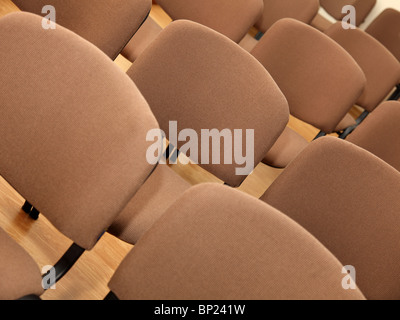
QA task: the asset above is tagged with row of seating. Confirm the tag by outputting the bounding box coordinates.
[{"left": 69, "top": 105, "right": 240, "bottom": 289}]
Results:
[
  {"left": 0, "top": 1, "right": 399, "bottom": 300},
  {"left": 10, "top": 1, "right": 399, "bottom": 170},
  {"left": 121, "top": 0, "right": 399, "bottom": 61}
]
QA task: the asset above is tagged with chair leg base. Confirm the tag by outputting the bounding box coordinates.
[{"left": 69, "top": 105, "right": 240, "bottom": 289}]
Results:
[
  {"left": 21, "top": 200, "right": 33, "bottom": 214},
  {"left": 29, "top": 207, "right": 40, "bottom": 220},
  {"left": 21, "top": 200, "right": 40, "bottom": 220}
]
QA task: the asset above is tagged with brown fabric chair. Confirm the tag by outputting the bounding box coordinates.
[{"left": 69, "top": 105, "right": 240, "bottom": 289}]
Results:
[
  {"left": 251, "top": 18, "right": 366, "bottom": 167},
  {"left": 320, "top": 0, "right": 377, "bottom": 26},
  {"left": 109, "top": 20, "right": 289, "bottom": 245},
  {"left": 108, "top": 184, "right": 366, "bottom": 300},
  {"left": 325, "top": 22, "right": 400, "bottom": 113},
  {"left": 255, "top": 0, "right": 320, "bottom": 33},
  {"left": 156, "top": 0, "right": 264, "bottom": 43},
  {"left": 12, "top": 0, "right": 152, "bottom": 60},
  {"left": 0, "top": 228, "right": 43, "bottom": 300},
  {"left": 346, "top": 101, "right": 400, "bottom": 172},
  {"left": 366, "top": 8, "right": 400, "bottom": 62},
  {"left": 261, "top": 137, "right": 400, "bottom": 300},
  {"left": 0, "top": 12, "right": 159, "bottom": 279},
  {"left": 127, "top": 20, "right": 289, "bottom": 188}
]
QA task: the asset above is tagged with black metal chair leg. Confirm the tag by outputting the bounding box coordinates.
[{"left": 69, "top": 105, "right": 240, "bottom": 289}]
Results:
[
  {"left": 42, "top": 243, "right": 85, "bottom": 289},
  {"left": 29, "top": 207, "right": 40, "bottom": 220},
  {"left": 21, "top": 200, "right": 41, "bottom": 220},
  {"left": 21, "top": 200, "right": 33, "bottom": 214}
]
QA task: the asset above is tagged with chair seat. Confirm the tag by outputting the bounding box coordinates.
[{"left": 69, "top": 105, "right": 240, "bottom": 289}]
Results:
[
  {"left": 262, "top": 127, "right": 309, "bottom": 168},
  {"left": 0, "top": 228, "right": 43, "bottom": 300},
  {"left": 121, "top": 17, "right": 163, "bottom": 63},
  {"left": 335, "top": 113, "right": 356, "bottom": 132},
  {"left": 108, "top": 164, "right": 191, "bottom": 244}
]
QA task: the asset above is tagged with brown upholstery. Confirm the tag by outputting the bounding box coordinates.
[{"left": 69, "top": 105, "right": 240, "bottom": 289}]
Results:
[
  {"left": 262, "top": 127, "right": 309, "bottom": 168},
  {"left": 0, "top": 228, "right": 43, "bottom": 300},
  {"left": 0, "top": 13, "right": 159, "bottom": 249},
  {"left": 109, "top": 184, "right": 365, "bottom": 300},
  {"left": 261, "top": 137, "right": 400, "bottom": 300},
  {"left": 255, "top": 0, "right": 319, "bottom": 33},
  {"left": 156, "top": 0, "right": 264, "bottom": 43},
  {"left": 325, "top": 23, "right": 400, "bottom": 112},
  {"left": 12, "top": 0, "right": 151, "bottom": 60},
  {"left": 310, "top": 13, "right": 335, "bottom": 32},
  {"left": 128, "top": 20, "right": 289, "bottom": 187},
  {"left": 251, "top": 19, "right": 366, "bottom": 134},
  {"left": 335, "top": 113, "right": 356, "bottom": 132},
  {"left": 347, "top": 101, "right": 400, "bottom": 172},
  {"left": 121, "top": 16, "right": 162, "bottom": 62},
  {"left": 320, "top": 0, "right": 377, "bottom": 26},
  {"left": 366, "top": 9, "right": 400, "bottom": 62},
  {"left": 109, "top": 165, "right": 191, "bottom": 244}
]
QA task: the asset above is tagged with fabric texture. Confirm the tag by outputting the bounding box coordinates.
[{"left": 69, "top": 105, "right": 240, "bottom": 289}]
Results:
[
  {"left": 251, "top": 19, "right": 366, "bottom": 134},
  {"left": 121, "top": 16, "right": 163, "bottom": 63},
  {"left": 325, "top": 23, "right": 400, "bottom": 112},
  {"left": 255, "top": 0, "right": 319, "bottom": 32},
  {"left": 0, "top": 13, "right": 159, "bottom": 249},
  {"left": 156, "top": 0, "right": 264, "bottom": 43},
  {"left": 335, "top": 113, "right": 356, "bottom": 132},
  {"left": 128, "top": 20, "right": 289, "bottom": 187},
  {"left": 0, "top": 228, "right": 43, "bottom": 300},
  {"left": 261, "top": 137, "right": 400, "bottom": 300},
  {"left": 366, "top": 8, "right": 400, "bottom": 62},
  {"left": 109, "top": 184, "right": 365, "bottom": 300},
  {"left": 109, "top": 165, "right": 191, "bottom": 244},
  {"left": 347, "top": 101, "right": 400, "bottom": 172},
  {"left": 12, "top": 0, "right": 152, "bottom": 59},
  {"left": 262, "top": 127, "right": 309, "bottom": 168}
]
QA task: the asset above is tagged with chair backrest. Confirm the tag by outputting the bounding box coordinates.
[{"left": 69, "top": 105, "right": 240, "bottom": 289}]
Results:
[
  {"left": 366, "top": 8, "right": 400, "bottom": 62},
  {"left": 347, "top": 101, "right": 400, "bottom": 172},
  {"left": 320, "top": 0, "right": 377, "bottom": 26},
  {"left": 261, "top": 137, "right": 400, "bottom": 300},
  {"left": 127, "top": 20, "right": 289, "bottom": 187},
  {"left": 108, "top": 184, "right": 366, "bottom": 300},
  {"left": 255, "top": 0, "right": 319, "bottom": 33},
  {"left": 0, "top": 13, "right": 159, "bottom": 249},
  {"left": 0, "top": 228, "right": 43, "bottom": 300},
  {"left": 12, "top": 0, "right": 152, "bottom": 60},
  {"left": 156, "top": 0, "right": 264, "bottom": 43},
  {"left": 251, "top": 18, "right": 366, "bottom": 134},
  {"left": 325, "top": 22, "right": 400, "bottom": 112}
]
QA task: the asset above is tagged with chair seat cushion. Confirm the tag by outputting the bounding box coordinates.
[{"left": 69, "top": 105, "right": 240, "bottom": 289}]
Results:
[
  {"left": 109, "top": 165, "right": 191, "bottom": 244},
  {"left": 262, "top": 127, "right": 309, "bottom": 168}
]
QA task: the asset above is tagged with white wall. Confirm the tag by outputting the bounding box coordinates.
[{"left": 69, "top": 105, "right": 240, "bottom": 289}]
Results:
[{"left": 319, "top": 0, "right": 400, "bottom": 29}]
